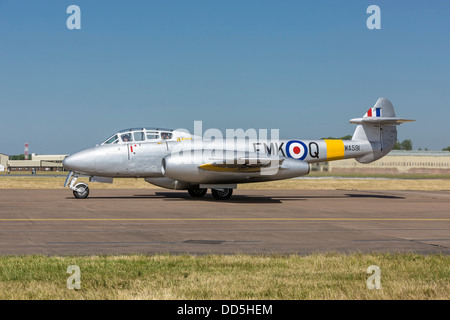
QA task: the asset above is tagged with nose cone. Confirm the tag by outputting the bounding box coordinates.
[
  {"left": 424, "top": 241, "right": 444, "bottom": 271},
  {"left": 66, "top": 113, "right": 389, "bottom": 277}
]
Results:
[{"left": 63, "top": 148, "right": 97, "bottom": 174}]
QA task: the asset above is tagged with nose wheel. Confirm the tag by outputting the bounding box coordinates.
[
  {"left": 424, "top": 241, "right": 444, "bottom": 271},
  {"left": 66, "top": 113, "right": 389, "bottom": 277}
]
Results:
[
  {"left": 64, "top": 171, "right": 90, "bottom": 199},
  {"left": 73, "top": 183, "right": 89, "bottom": 199}
]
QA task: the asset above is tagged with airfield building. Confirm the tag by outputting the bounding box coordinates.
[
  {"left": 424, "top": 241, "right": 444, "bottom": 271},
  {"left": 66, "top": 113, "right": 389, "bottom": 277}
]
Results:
[
  {"left": 325, "top": 150, "right": 450, "bottom": 175},
  {"left": 2, "top": 154, "right": 68, "bottom": 172}
]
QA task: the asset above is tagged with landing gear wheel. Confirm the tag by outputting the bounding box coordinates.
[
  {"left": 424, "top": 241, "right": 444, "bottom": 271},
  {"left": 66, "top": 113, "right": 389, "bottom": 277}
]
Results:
[
  {"left": 73, "top": 183, "right": 89, "bottom": 199},
  {"left": 188, "top": 188, "right": 207, "bottom": 198},
  {"left": 211, "top": 188, "right": 233, "bottom": 200}
]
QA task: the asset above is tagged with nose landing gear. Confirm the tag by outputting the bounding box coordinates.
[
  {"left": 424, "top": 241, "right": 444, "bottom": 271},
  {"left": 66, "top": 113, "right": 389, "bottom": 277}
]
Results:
[{"left": 64, "top": 171, "right": 90, "bottom": 199}]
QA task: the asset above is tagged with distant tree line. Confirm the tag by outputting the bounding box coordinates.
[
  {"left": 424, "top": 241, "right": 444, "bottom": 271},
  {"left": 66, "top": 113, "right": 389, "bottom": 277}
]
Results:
[
  {"left": 321, "top": 135, "right": 353, "bottom": 140},
  {"left": 393, "top": 139, "right": 412, "bottom": 151},
  {"left": 10, "top": 154, "right": 27, "bottom": 160},
  {"left": 393, "top": 141, "right": 450, "bottom": 152}
]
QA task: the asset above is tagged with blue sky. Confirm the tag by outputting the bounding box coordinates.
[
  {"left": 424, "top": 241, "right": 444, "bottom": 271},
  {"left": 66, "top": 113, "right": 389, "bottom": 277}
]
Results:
[{"left": 0, "top": 0, "right": 449, "bottom": 155}]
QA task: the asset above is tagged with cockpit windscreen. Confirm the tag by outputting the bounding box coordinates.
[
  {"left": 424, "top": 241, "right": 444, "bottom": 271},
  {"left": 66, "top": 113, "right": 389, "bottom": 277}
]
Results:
[{"left": 101, "top": 128, "right": 175, "bottom": 145}]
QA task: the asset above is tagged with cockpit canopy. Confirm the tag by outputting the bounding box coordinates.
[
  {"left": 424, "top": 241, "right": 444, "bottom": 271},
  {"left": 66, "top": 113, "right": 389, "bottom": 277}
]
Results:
[{"left": 101, "top": 127, "right": 190, "bottom": 145}]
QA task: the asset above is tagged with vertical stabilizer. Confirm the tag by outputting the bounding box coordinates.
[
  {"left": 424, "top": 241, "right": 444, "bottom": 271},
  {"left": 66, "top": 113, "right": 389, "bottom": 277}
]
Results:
[{"left": 350, "top": 98, "right": 414, "bottom": 163}]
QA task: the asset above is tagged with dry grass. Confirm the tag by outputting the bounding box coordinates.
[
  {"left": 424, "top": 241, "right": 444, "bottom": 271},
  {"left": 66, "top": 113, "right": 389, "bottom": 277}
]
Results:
[
  {"left": 0, "top": 253, "right": 448, "bottom": 300},
  {"left": 242, "top": 178, "right": 450, "bottom": 191},
  {"left": 0, "top": 176, "right": 449, "bottom": 191},
  {"left": 0, "top": 177, "right": 154, "bottom": 189}
]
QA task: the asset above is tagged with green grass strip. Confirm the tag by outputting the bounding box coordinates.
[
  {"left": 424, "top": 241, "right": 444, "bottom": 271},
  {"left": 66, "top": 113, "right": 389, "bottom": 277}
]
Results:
[{"left": 0, "top": 253, "right": 449, "bottom": 300}]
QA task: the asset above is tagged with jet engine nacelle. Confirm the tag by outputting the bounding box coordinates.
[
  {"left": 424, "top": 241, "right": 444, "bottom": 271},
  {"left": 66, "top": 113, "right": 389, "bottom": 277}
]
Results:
[
  {"left": 144, "top": 177, "right": 193, "bottom": 190},
  {"left": 162, "top": 150, "right": 310, "bottom": 184},
  {"left": 277, "top": 157, "right": 310, "bottom": 180}
]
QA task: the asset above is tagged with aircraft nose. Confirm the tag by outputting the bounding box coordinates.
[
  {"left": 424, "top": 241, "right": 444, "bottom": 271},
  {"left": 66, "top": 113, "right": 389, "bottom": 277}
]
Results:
[
  {"left": 62, "top": 155, "right": 75, "bottom": 171},
  {"left": 62, "top": 148, "right": 96, "bottom": 173}
]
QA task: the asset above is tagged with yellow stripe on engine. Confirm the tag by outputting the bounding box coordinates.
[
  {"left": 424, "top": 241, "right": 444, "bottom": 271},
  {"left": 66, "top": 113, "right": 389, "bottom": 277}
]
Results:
[{"left": 324, "top": 139, "right": 345, "bottom": 161}]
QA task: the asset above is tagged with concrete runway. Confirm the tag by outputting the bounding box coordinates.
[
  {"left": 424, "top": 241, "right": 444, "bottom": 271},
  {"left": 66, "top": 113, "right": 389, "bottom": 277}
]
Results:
[{"left": 0, "top": 188, "right": 449, "bottom": 255}]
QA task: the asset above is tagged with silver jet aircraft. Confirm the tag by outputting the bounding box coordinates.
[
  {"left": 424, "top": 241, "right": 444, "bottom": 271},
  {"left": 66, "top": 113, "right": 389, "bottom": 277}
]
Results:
[{"left": 63, "top": 98, "right": 414, "bottom": 200}]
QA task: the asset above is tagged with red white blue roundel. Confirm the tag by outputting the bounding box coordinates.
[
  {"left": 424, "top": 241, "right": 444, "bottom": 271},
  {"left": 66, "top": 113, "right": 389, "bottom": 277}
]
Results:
[{"left": 286, "top": 140, "right": 308, "bottom": 160}]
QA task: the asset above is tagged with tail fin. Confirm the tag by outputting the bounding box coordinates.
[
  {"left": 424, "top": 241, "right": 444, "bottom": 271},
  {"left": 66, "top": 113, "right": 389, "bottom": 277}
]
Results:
[{"left": 350, "top": 98, "right": 414, "bottom": 163}]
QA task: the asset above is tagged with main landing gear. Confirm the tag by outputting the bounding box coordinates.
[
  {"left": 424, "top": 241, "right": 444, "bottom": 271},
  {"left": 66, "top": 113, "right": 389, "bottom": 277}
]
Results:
[
  {"left": 188, "top": 188, "right": 208, "bottom": 198},
  {"left": 187, "top": 187, "right": 233, "bottom": 200},
  {"left": 211, "top": 188, "right": 233, "bottom": 200}
]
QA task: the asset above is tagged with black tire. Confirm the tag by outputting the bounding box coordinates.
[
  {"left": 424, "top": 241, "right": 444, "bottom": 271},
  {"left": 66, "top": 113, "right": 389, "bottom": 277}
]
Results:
[
  {"left": 73, "top": 183, "right": 89, "bottom": 199},
  {"left": 211, "top": 188, "right": 233, "bottom": 200},
  {"left": 188, "top": 188, "right": 207, "bottom": 198}
]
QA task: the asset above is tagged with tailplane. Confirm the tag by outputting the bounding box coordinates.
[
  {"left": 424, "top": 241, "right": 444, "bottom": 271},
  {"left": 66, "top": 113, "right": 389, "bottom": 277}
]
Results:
[{"left": 350, "top": 98, "right": 414, "bottom": 163}]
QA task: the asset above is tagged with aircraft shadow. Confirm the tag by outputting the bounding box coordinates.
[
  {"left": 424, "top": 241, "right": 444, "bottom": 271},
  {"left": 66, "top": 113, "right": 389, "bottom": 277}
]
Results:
[
  {"left": 72, "top": 192, "right": 404, "bottom": 203},
  {"left": 345, "top": 194, "right": 405, "bottom": 199},
  {"left": 157, "top": 192, "right": 286, "bottom": 204},
  {"left": 157, "top": 192, "right": 404, "bottom": 200}
]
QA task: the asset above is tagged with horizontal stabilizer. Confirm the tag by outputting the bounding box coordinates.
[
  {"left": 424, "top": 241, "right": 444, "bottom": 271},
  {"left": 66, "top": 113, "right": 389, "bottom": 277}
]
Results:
[{"left": 350, "top": 117, "right": 415, "bottom": 125}]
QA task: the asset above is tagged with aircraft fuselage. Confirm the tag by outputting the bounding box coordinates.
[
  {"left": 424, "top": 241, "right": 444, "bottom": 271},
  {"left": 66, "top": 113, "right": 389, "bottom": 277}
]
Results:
[{"left": 63, "top": 138, "right": 374, "bottom": 178}]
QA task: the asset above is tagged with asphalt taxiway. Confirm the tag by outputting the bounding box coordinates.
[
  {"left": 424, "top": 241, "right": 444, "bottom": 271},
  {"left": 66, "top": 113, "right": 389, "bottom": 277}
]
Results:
[{"left": 0, "top": 189, "right": 449, "bottom": 255}]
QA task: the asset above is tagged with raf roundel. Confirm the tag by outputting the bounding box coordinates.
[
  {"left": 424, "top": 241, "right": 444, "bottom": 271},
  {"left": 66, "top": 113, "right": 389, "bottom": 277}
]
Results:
[{"left": 286, "top": 140, "right": 308, "bottom": 160}]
